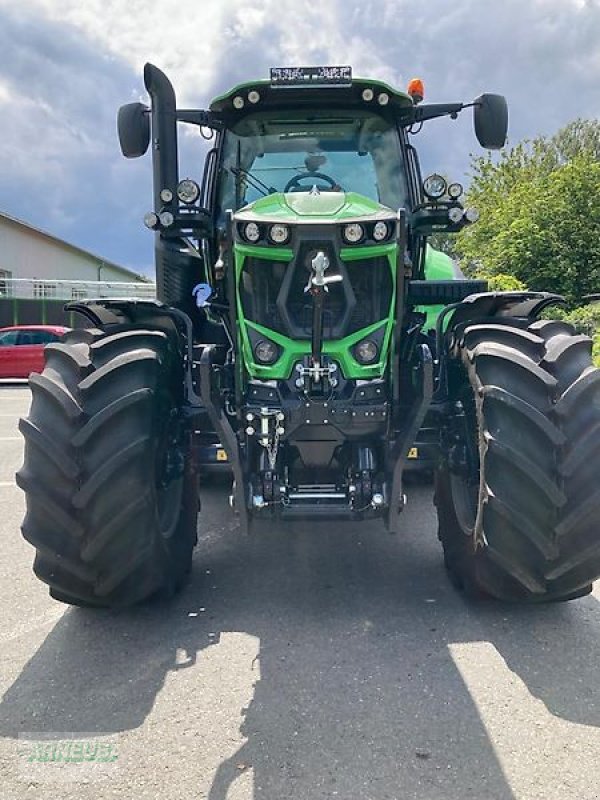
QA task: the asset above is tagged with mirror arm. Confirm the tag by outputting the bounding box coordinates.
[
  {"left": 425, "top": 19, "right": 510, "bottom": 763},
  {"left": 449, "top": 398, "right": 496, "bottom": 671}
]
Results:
[
  {"left": 405, "top": 102, "right": 465, "bottom": 125},
  {"left": 176, "top": 110, "right": 224, "bottom": 130}
]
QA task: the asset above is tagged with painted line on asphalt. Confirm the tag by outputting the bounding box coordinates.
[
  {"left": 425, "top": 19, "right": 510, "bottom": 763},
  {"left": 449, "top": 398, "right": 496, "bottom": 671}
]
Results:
[
  {"left": 0, "top": 437, "right": 21, "bottom": 441},
  {"left": 0, "top": 481, "right": 16, "bottom": 487}
]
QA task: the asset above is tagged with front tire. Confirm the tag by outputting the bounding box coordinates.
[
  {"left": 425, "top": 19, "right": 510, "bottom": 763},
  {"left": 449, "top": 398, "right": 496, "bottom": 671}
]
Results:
[
  {"left": 17, "top": 328, "right": 198, "bottom": 607},
  {"left": 436, "top": 319, "right": 600, "bottom": 602}
]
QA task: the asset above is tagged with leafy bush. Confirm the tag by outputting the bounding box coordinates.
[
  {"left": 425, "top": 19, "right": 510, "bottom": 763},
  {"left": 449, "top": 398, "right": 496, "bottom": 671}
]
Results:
[
  {"left": 543, "top": 302, "right": 600, "bottom": 366},
  {"left": 453, "top": 119, "right": 600, "bottom": 305},
  {"left": 482, "top": 274, "right": 528, "bottom": 292}
]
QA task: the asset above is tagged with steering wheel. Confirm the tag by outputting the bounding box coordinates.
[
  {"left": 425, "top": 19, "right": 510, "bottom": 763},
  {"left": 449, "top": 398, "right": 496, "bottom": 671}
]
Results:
[{"left": 284, "top": 172, "right": 341, "bottom": 193}]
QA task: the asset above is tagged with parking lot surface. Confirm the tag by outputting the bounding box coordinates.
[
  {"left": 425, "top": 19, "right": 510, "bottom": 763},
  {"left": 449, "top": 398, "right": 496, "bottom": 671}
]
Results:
[{"left": 0, "top": 383, "right": 599, "bottom": 799}]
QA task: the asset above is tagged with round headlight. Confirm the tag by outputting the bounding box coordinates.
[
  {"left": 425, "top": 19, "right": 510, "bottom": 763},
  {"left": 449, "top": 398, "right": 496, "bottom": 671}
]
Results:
[
  {"left": 243, "top": 222, "right": 261, "bottom": 243},
  {"left": 448, "top": 207, "right": 463, "bottom": 224},
  {"left": 354, "top": 339, "right": 379, "bottom": 364},
  {"left": 254, "top": 339, "right": 278, "bottom": 364},
  {"left": 160, "top": 188, "right": 173, "bottom": 203},
  {"left": 269, "top": 223, "right": 290, "bottom": 245},
  {"left": 159, "top": 211, "right": 174, "bottom": 228},
  {"left": 342, "top": 223, "right": 365, "bottom": 244},
  {"left": 464, "top": 207, "right": 480, "bottom": 223},
  {"left": 248, "top": 90, "right": 261, "bottom": 104},
  {"left": 372, "top": 221, "right": 389, "bottom": 241},
  {"left": 144, "top": 211, "right": 159, "bottom": 230},
  {"left": 378, "top": 92, "right": 389, "bottom": 106},
  {"left": 233, "top": 95, "right": 244, "bottom": 109},
  {"left": 362, "top": 88, "right": 374, "bottom": 102},
  {"left": 177, "top": 179, "right": 200, "bottom": 205},
  {"left": 448, "top": 182, "right": 464, "bottom": 200},
  {"left": 423, "top": 174, "right": 447, "bottom": 200}
]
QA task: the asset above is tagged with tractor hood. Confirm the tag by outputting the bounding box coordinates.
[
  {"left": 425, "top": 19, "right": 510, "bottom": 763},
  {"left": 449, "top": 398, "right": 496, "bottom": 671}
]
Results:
[{"left": 234, "top": 191, "right": 395, "bottom": 225}]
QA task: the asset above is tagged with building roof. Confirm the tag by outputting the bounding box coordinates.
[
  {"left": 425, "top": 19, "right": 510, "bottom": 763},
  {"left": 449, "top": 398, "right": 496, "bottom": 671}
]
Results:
[{"left": 0, "top": 210, "right": 150, "bottom": 283}]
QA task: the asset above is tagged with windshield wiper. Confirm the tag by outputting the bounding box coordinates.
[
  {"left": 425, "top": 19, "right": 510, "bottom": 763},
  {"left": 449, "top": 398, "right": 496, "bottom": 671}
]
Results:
[{"left": 230, "top": 166, "right": 273, "bottom": 198}]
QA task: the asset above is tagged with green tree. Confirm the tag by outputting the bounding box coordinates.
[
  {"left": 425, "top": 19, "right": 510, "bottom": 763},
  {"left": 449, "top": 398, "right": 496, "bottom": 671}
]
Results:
[
  {"left": 485, "top": 274, "right": 527, "bottom": 292},
  {"left": 455, "top": 120, "right": 600, "bottom": 304}
]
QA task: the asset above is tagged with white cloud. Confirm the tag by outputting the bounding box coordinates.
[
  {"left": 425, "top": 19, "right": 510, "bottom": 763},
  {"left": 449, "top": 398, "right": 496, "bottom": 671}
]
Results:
[{"left": 0, "top": 0, "right": 599, "bottom": 271}]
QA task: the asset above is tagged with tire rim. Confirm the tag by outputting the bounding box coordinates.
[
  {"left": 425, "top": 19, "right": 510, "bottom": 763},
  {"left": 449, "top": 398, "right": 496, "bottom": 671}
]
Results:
[
  {"left": 157, "top": 475, "right": 184, "bottom": 539},
  {"left": 450, "top": 387, "right": 481, "bottom": 537},
  {"left": 449, "top": 472, "right": 477, "bottom": 535}
]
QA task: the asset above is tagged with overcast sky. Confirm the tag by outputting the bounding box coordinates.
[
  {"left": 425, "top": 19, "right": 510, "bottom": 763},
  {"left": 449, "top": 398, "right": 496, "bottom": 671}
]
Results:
[{"left": 1, "top": 0, "right": 599, "bottom": 276}]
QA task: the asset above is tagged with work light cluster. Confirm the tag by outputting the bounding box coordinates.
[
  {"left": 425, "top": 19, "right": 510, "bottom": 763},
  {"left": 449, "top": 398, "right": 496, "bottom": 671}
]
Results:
[
  {"left": 341, "top": 219, "right": 393, "bottom": 245},
  {"left": 240, "top": 220, "right": 394, "bottom": 247},
  {"left": 240, "top": 222, "right": 291, "bottom": 245},
  {"left": 143, "top": 179, "right": 202, "bottom": 230}
]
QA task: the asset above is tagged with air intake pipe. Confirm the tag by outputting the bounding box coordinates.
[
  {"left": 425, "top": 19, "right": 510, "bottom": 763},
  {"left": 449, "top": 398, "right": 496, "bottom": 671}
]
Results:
[
  {"left": 144, "top": 63, "right": 192, "bottom": 311},
  {"left": 143, "top": 63, "right": 179, "bottom": 214}
]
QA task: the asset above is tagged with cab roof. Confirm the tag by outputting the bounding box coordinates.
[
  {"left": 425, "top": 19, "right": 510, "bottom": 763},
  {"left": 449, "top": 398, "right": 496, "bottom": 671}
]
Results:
[{"left": 209, "top": 76, "right": 414, "bottom": 118}]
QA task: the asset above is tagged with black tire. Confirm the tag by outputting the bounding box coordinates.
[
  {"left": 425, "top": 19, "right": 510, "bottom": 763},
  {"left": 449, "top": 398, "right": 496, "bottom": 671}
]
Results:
[
  {"left": 17, "top": 328, "right": 199, "bottom": 608},
  {"left": 435, "top": 319, "right": 600, "bottom": 603}
]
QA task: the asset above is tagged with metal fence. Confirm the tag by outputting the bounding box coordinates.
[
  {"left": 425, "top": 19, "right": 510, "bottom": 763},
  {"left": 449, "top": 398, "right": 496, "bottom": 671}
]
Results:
[
  {"left": 0, "top": 279, "right": 156, "bottom": 328},
  {"left": 0, "top": 278, "right": 156, "bottom": 301}
]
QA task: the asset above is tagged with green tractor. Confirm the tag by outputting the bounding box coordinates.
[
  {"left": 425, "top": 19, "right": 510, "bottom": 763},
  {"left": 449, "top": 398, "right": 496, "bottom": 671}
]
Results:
[{"left": 18, "top": 65, "right": 600, "bottom": 606}]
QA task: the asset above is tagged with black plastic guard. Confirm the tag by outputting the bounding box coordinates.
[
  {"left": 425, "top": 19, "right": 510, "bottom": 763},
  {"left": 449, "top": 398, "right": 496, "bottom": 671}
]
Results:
[
  {"left": 434, "top": 291, "right": 565, "bottom": 402},
  {"left": 386, "top": 343, "right": 433, "bottom": 533},
  {"left": 443, "top": 291, "right": 565, "bottom": 334},
  {"left": 65, "top": 298, "right": 201, "bottom": 409},
  {"left": 199, "top": 346, "right": 249, "bottom": 534},
  {"left": 407, "top": 280, "right": 488, "bottom": 305}
]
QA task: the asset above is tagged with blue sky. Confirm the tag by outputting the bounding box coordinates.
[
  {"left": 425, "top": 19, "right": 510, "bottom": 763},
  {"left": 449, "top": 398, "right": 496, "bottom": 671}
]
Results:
[{"left": 1, "top": 0, "right": 599, "bottom": 276}]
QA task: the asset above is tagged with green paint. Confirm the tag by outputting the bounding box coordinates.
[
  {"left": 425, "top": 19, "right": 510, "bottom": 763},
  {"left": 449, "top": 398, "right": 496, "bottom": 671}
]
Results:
[
  {"left": 340, "top": 243, "right": 396, "bottom": 262},
  {"left": 235, "top": 241, "right": 396, "bottom": 380},
  {"left": 235, "top": 243, "right": 293, "bottom": 262},
  {"left": 237, "top": 191, "right": 388, "bottom": 222},
  {"left": 419, "top": 245, "right": 457, "bottom": 332},
  {"left": 232, "top": 182, "right": 460, "bottom": 383}
]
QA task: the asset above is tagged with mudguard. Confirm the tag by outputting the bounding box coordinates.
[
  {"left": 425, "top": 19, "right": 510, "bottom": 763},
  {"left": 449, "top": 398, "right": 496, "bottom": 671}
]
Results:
[{"left": 434, "top": 291, "right": 565, "bottom": 402}]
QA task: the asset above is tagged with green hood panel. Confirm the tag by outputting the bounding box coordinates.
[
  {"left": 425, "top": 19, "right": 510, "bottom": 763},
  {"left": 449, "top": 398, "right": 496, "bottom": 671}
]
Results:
[
  {"left": 235, "top": 191, "right": 393, "bottom": 223},
  {"left": 235, "top": 243, "right": 397, "bottom": 381},
  {"left": 420, "top": 245, "right": 461, "bottom": 332},
  {"left": 241, "top": 319, "right": 392, "bottom": 382}
]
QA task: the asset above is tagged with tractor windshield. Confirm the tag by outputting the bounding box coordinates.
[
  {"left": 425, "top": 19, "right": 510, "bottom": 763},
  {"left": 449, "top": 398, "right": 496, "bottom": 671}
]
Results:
[{"left": 216, "top": 109, "right": 408, "bottom": 220}]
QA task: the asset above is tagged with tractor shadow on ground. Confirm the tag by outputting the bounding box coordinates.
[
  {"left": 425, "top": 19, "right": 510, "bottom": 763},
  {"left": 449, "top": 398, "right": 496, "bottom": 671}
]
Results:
[{"left": 1, "top": 484, "right": 599, "bottom": 799}]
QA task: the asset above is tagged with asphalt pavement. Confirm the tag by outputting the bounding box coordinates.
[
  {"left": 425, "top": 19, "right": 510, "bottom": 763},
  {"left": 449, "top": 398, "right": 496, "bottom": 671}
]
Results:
[{"left": 0, "top": 382, "right": 599, "bottom": 799}]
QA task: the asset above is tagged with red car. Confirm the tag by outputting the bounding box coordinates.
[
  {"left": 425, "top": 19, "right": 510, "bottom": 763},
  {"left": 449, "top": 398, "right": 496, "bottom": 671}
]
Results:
[{"left": 0, "top": 325, "right": 69, "bottom": 378}]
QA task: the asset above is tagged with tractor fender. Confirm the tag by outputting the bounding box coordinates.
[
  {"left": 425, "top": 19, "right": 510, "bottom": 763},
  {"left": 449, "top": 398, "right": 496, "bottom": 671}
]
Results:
[{"left": 434, "top": 291, "right": 565, "bottom": 402}]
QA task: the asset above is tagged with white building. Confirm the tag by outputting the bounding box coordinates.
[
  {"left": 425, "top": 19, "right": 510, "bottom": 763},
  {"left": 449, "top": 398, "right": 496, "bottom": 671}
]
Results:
[
  {"left": 0, "top": 211, "right": 155, "bottom": 327},
  {"left": 0, "top": 210, "right": 154, "bottom": 296}
]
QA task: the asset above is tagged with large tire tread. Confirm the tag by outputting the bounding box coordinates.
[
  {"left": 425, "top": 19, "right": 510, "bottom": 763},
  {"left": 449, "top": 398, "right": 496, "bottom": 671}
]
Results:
[
  {"left": 18, "top": 328, "right": 198, "bottom": 608},
  {"left": 437, "top": 319, "right": 600, "bottom": 602}
]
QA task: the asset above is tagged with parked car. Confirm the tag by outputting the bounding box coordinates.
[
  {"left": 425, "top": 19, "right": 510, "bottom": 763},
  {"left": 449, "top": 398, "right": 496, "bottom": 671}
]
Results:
[{"left": 0, "top": 325, "right": 69, "bottom": 378}]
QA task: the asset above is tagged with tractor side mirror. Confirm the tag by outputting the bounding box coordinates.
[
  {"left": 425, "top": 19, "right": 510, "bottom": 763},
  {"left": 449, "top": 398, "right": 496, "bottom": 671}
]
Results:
[
  {"left": 473, "top": 94, "right": 508, "bottom": 150},
  {"left": 117, "top": 102, "right": 150, "bottom": 158}
]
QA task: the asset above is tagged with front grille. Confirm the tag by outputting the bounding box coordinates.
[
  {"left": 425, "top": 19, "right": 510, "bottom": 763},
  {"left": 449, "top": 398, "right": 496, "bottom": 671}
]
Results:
[
  {"left": 344, "top": 257, "right": 393, "bottom": 333},
  {"left": 240, "top": 247, "right": 393, "bottom": 340},
  {"left": 239, "top": 257, "right": 287, "bottom": 334}
]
